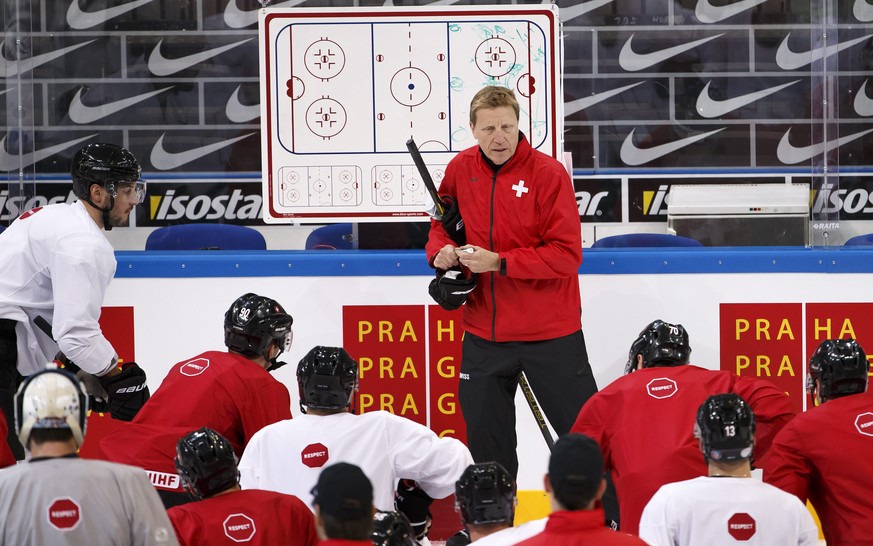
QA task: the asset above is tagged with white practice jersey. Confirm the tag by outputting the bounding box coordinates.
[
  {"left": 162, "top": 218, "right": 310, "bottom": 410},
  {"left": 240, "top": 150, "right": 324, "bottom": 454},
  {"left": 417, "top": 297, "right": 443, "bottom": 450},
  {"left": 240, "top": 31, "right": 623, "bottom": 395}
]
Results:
[
  {"left": 0, "top": 456, "right": 178, "bottom": 545},
  {"left": 639, "top": 476, "right": 818, "bottom": 546},
  {"left": 239, "top": 411, "right": 473, "bottom": 511},
  {"left": 472, "top": 517, "right": 547, "bottom": 545},
  {"left": 0, "top": 201, "right": 117, "bottom": 375}
]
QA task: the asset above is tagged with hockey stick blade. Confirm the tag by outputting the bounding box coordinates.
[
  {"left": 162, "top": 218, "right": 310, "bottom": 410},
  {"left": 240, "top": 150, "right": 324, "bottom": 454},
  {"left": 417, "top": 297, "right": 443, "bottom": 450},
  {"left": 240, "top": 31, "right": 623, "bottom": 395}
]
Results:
[
  {"left": 519, "top": 372, "right": 556, "bottom": 451},
  {"left": 406, "top": 138, "right": 445, "bottom": 218}
]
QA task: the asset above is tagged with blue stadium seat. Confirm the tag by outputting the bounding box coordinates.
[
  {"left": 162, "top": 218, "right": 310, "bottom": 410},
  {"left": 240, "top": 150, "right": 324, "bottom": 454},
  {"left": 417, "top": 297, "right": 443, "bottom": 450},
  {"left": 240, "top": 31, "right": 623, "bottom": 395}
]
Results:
[
  {"left": 591, "top": 233, "right": 703, "bottom": 248},
  {"left": 145, "top": 223, "right": 266, "bottom": 250},
  {"left": 305, "top": 223, "right": 354, "bottom": 250},
  {"left": 843, "top": 233, "right": 873, "bottom": 247}
]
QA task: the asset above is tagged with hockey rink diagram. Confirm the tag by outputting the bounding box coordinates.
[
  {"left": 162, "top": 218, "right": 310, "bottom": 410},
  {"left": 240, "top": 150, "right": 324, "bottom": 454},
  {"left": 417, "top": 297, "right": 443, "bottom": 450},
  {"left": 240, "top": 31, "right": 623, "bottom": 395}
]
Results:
[{"left": 260, "top": 6, "right": 561, "bottom": 223}]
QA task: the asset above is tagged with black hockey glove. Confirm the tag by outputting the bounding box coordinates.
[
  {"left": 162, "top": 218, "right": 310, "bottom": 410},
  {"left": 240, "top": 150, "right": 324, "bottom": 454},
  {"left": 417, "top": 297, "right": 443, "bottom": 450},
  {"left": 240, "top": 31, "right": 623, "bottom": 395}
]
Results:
[
  {"left": 395, "top": 479, "right": 433, "bottom": 541},
  {"left": 428, "top": 268, "right": 476, "bottom": 311},
  {"left": 446, "top": 529, "right": 471, "bottom": 546},
  {"left": 440, "top": 196, "right": 466, "bottom": 247},
  {"left": 98, "top": 363, "right": 150, "bottom": 421}
]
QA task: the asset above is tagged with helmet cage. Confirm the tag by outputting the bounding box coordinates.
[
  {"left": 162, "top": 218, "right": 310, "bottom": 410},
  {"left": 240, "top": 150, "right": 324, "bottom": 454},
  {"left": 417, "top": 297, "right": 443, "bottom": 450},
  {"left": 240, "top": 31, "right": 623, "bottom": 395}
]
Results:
[
  {"left": 455, "top": 462, "right": 516, "bottom": 526},
  {"left": 695, "top": 394, "right": 755, "bottom": 463}
]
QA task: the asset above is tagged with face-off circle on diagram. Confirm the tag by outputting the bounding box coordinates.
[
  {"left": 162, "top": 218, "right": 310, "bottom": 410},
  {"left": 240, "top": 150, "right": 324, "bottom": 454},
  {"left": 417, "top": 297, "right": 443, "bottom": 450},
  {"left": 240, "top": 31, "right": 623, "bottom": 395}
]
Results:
[
  {"left": 390, "top": 67, "right": 432, "bottom": 107},
  {"left": 304, "top": 39, "right": 345, "bottom": 80},
  {"left": 306, "top": 97, "right": 347, "bottom": 138},
  {"left": 476, "top": 37, "right": 516, "bottom": 78}
]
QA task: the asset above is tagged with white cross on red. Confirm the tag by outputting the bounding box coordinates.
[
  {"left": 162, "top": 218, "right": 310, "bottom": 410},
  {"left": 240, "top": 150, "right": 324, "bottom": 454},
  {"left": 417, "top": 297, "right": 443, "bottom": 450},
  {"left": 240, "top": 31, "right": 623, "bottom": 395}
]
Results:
[{"left": 511, "top": 180, "right": 529, "bottom": 198}]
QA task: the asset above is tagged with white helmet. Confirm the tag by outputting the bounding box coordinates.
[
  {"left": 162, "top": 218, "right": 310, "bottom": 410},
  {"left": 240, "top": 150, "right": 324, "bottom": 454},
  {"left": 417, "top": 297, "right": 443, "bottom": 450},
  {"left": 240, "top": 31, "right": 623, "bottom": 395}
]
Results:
[{"left": 15, "top": 365, "right": 88, "bottom": 448}]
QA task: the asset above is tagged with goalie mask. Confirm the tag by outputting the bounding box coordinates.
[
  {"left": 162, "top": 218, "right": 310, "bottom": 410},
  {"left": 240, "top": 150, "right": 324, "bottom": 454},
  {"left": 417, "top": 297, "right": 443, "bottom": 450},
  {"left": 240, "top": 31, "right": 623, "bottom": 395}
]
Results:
[
  {"left": 455, "top": 462, "right": 516, "bottom": 526},
  {"left": 695, "top": 393, "right": 755, "bottom": 463},
  {"left": 297, "top": 346, "right": 358, "bottom": 413},
  {"left": 808, "top": 339, "right": 869, "bottom": 404},
  {"left": 625, "top": 320, "right": 691, "bottom": 374},
  {"left": 15, "top": 365, "right": 88, "bottom": 448}
]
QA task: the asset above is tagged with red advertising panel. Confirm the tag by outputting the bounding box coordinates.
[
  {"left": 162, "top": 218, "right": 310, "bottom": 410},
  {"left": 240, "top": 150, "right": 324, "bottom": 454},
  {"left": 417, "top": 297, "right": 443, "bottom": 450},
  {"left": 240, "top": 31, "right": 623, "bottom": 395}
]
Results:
[
  {"left": 343, "top": 305, "right": 428, "bottom": 425},
  {"left": 805, "top": 303, "right": 873, "bottom": 406},
  {"left": 719, "top": 303, "right": 804, "bottom": 413},
  {"left": 427, "top": 305, "right": 466, "bottom": 444},
  {"left": 98, "top": 307, "right": 135, "bottom": 363}
]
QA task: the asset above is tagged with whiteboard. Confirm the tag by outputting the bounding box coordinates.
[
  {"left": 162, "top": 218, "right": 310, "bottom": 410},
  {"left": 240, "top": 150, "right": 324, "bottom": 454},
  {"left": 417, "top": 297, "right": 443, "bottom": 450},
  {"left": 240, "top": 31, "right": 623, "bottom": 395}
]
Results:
[{"left": 259, "top": 5, "right": 563, "bottom": 224}]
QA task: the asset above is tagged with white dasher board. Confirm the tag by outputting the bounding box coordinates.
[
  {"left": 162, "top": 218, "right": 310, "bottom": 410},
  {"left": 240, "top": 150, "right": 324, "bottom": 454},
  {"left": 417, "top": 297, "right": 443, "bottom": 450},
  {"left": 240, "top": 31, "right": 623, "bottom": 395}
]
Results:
[{"left": 259, "top": 5, "right": 563, "bottom": 224}]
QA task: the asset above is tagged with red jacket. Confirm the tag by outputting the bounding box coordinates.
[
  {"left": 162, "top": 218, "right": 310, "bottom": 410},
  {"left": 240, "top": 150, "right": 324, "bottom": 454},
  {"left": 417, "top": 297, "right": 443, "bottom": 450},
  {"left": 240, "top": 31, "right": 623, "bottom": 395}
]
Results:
[
  {"left": 0, "top": 408, "right": 15, "bottom": 468},
  {"left": 425, "top": 136, "right": 582, "bottom": 342},
  {"left": 516, "top": 509, "right": 647, "bottom": 545},
  {"left": 168, "top": 489, "right": 317, "bottom": 546},
  {"left": 763, "top": 389, "right": 873, "bottom": 546},
  {"left": 571, "top": 365, "right": 796, "bottom": 535}
]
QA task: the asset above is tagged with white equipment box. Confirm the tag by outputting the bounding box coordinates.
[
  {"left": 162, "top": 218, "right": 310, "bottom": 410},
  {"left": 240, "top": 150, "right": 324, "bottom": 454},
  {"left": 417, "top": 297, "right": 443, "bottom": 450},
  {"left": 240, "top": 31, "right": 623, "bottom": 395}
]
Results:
[{"left": 667, "top": 184, "right": 810, "bottom": 246}]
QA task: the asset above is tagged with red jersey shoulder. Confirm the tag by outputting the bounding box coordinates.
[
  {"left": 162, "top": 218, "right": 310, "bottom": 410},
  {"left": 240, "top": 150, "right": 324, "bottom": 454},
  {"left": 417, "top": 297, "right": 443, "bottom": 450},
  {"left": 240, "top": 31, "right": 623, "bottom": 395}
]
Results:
[{"left": 18, "top": 206, "right": 44, "bottom": 220}]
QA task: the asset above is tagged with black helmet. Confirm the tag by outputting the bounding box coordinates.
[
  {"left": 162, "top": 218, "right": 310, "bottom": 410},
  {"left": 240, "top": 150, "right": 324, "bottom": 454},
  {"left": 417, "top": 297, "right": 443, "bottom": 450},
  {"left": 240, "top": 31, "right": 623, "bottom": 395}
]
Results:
[
  {"left": 71, "top": 142, "right": 142, "bottom": 198},
  {"left": 174, "top": 427, "right": 239, "bottom": 499},
  {"left": 296, "top": 346, "right": 358, "bottom": 413},
  {"left": 808, "top": 339, "right": 869, "bottom": 403},
  {"left": 695, "top": 394, "right": 755, "bottom": 463},
  {"left": 625, "top": 320, "right": 691, "bottom": 374},
  {"left": 224, "top": 293, "right": 293, "bottom": 368},
  {"left": 455, "top": 462, "right": 516, "bottom": 526},
  {"left": 371, "top": 510, "right": 418, "bottom": 546}
]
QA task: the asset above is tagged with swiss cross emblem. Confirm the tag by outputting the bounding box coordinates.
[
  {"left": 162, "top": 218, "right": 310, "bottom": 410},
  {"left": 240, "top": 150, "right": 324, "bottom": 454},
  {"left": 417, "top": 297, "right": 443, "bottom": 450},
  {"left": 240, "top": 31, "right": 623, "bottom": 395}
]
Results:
[
  {"left": 47, "top": 498, "right": 81, "bottom": 531},
  {"left": 511, "top": 180, "right": 529, "bottom": 198},
  {"left": 646, "top": 377, "right": 678, "bottom": 399},
  {"left": 224, "top": 513, "right": 256, "bottom": 542},
  {"left": 18, "top": 207, "right": 43, "bottom": 220},
  {"left": 180, "top": 357, "right": 210, "bottom": 376},
  {"left": 301, "top": 442, "right": 329, "bottom": 468},
  {"left": 855, "top": 412, "right": 873, "bottom": 436},
  {"left": 727, "top": 513, "right": 756, "bottom": 540}
]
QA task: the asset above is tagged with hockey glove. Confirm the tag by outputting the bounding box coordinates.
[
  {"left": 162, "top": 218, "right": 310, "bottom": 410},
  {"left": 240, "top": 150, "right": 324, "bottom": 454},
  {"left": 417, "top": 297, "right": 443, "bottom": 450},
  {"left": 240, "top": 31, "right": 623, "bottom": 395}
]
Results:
[
  {"left": 428, "top": 268, "right": 476, "bottom": 311},
  {"left": 439, "top": 196, "right": 466, "bottom": 247},
  {"left": 98, "top": 363, "right": 150, "bottom": 421},
  {"left": 395, "top": 479, "right": 434, "bottom": 541},
  {"left": 445, "top": 529, "right": 471, "bottom": 546},
  {"left": 54, "top": 352, "right": 110, "bottom": 410}
]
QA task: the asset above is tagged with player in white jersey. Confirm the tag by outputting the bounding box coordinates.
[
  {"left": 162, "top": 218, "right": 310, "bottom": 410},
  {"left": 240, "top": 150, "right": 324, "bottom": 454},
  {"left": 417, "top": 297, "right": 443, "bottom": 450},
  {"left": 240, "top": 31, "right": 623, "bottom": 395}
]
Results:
[
  {"left": 0, "top": 143, "right": 150, "bottom": 458},
  {"left": 238, "top": 345, "right": 473, "bottom": 542},
  {"left": 0, "top": 365, "right": 176, "bottom": 545},
  {"left": 639, "top": 393, "right": 817, "bottom": 546}
]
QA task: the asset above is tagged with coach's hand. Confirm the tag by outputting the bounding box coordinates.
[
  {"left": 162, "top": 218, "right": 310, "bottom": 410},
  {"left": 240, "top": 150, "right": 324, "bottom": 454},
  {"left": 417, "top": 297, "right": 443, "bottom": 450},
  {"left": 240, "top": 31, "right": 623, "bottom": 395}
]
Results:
[{"left": 99, "top": 363, "right": 150, "bottom": 421}]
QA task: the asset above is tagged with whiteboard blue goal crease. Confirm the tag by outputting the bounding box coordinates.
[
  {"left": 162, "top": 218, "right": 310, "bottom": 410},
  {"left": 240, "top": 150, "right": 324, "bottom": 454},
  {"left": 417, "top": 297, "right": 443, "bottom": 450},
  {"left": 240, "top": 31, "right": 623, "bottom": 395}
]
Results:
[{"left": 259, "top": 5, "right": 564, "bottom": 224}]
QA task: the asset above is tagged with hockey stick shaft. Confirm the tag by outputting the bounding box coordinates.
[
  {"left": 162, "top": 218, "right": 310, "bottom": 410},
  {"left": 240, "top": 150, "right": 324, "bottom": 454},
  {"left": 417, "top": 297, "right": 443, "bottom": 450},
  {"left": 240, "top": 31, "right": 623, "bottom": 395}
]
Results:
[
  {"left": 519, "top": 371, "right": 555, "bottom": 451},
  {"left": 406, "top": 138, "right": 445, "bottom": 217}
]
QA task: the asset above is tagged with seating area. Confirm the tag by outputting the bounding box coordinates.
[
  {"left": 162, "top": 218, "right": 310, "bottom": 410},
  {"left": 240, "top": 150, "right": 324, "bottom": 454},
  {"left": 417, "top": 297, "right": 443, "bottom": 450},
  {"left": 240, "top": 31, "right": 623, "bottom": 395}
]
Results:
[
  {"left": 145, "top": 223, "right": 267, "bottom": 251},
  {"left": 591, "top": 233, "right": 703, "bottom": 248}
]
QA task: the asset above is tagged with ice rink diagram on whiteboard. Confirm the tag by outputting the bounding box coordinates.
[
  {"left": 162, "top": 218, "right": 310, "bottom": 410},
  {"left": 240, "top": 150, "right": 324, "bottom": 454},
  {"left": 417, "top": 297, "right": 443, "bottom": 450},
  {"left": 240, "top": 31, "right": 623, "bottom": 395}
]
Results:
[{"left": 260, "top": 6, "right": 562, "bottom": 223}]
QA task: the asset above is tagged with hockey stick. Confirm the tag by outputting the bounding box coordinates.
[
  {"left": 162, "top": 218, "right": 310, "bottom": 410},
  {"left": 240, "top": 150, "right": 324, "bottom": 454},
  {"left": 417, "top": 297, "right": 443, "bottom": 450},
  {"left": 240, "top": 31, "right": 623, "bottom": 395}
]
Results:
[
  {"left": 519, "top": 372, "right": 555, "bottom": 451},
  {"left": 406, "top": 138, "right": 445, "bottom": 218}
]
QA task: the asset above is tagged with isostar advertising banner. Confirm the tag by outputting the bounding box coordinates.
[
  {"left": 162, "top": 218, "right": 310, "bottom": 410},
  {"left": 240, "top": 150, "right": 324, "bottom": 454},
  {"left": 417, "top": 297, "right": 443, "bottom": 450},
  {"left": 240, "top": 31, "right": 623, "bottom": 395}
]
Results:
[
  {"left": 139, "top": 180, "right": 264, "bottom": 226},
  {"left": 573, "top": 177, "right": 622, "bottom": 223}
]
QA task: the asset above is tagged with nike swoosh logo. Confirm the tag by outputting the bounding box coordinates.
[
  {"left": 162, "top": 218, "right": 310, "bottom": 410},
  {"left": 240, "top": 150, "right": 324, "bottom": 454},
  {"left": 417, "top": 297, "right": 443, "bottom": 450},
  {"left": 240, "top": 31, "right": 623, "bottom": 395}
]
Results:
[
  {"left": 223, "top": 0, "right": 308, "bottom": 29},
  {"left": 620, "top": 127, "right": 725, "bottom": 166},
  {"left": 855, "top": 80, "right": 873, "bottom": 116},
  {"left": 149, "top": 133, "right": 257, "bottom": 170},
  {"left": 695, "top": 0, "right": 767, "bottom": 23},
  {"left": 0, "top": 40, "right": 95, "bottom": 78},
  {"left": 775, "top": 33, "right": 873, "bottom": 70},
  {"left": 226, "top": 86, "right": 260, "bottom": 123},
  {"left": 565, "top": 82, "right": 644, "bottom": 115},
  {"left": 67, "top": 0, "right": 154, "bottom": 30},
  {"left": 558, "top": 0, "right": 615, "bottom": 22},
  {"left": 695, "top": 79, "right": 800, "bottom": 118},
  {"left": 0, "top": 134, "right": 97, "bottom": 172},
  {"left": 854, "top": 0, "right": 873, "bottom": 22},
  {"left": 69, "top": 86, "right": 173, "bottom": 124},
  {"left": 619, "top": 33, "right": 724, "bottom": 72},
  {"left": 148, "top": 38, "right": 253, "bottom": 76},
  {"left": 777, "top": 127, "right": 873, "bottom": 164}
]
